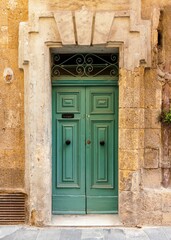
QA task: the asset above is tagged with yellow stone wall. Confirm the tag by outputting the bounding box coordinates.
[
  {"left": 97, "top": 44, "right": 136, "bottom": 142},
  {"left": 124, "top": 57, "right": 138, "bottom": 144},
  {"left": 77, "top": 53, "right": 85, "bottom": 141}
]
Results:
[
  {"left": 0, "top": 0, "right": 28, "bottom": 189},
  {"left": 142, "top": 0, "right": 171, "bottom": 225},
  {"left": 1, "top": 0, "right": 171, "bottom": 226}
]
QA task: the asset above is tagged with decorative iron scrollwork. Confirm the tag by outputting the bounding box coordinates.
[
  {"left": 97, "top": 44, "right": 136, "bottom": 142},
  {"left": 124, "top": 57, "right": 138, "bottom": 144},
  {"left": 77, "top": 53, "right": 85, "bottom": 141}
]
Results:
[{"left": 51, "top": 53, "right": 119, "bottom": 79}]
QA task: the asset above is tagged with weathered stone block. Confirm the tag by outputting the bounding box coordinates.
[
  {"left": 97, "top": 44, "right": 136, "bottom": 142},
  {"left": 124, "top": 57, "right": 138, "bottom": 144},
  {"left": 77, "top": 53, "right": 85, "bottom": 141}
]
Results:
[
  {"left": 93, "top": 11, "right": 115, "bottom": 44},
  {"left": 119, "top": 108, "right": 144, "bottom": 129},
  {"left": 144, "top": 147, "right": 159, "bottom": 169},
  {"left": 54, "top": 11, "right": 75, "bottom": 45},
  {"left": 119, "top": 129, "right": 144, "bottom": 150},
  {"left": 142, "top": 169, "right": 162, "bottom": 188},
  {"left": 119, "top": 191, "right": 140, "bottom": 226},
  {"left": 75, "top": 7, "right": 93, "bottom": 45},
  {"left": 119, "top": 68, "right": 145, "bottom": 108},
  {"left": 144, "top": 69, "right": 162, "bottom": 109},
  {"left": 162, "top": 192, "right": 171, "bottom": 212},
  {"left": 119, "top": 170, "right": 140, "bottom": 191},
  {"left": 162, "top": 212, "right": 171, "bottom": 225},
  {"left": 0, "top": 168, "right": 24, "bottom": 188},
  {"left": 140, "top": 210, "right": 162, "bottom": 225},
  {"left": 0, "top": 149, "right": 24, "bottom": 169},
  {"left": 141, "top": 190, "right": 162, "bottom": 211},
  {"left": 145, "top": 109, "right": 161, "bottom": 129},
  {"left": 119, "top": 86, "right": 135, "bottom": 108},
  {"left": 119, "top": 150, "right": 139, "bottom": 170},
  {"left": 0, "top": 26, "right": 8, "bottom": 46},
  {"left": 144, "top": 129, "right": 161, "bottom": 149},
  {"left": 131, "top": 171, "right": 141, "bottom": 192}
]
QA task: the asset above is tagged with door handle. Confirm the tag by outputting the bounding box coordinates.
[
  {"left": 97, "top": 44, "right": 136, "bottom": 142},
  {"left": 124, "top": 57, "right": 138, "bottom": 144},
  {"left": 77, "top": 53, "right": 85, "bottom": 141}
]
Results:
[
  {"left": 65, "top": 140, "right": 71, "bottom": 145},
  {"left": 100, "top": 141, "right": 105, "bottom": 146},
  {"left": 87, "top": 140, "right": 91, "bottom": 144}
]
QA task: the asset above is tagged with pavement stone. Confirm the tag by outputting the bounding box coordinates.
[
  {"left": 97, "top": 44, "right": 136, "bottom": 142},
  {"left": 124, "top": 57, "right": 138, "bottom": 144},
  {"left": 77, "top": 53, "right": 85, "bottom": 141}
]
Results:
[
  {"left": 161, "top": 227, "right": 171, "bottom": 240},
  {"left": 60, "top": 229, "right": 82, "bottom": 240},
  {"left": 1, "top": 227, "right": 39, "bottom": 240},
  {"left": 105, "top": 229, "right": 126, "bottom": 240},
  {"left": 0, "top": 226, "right": 171, "bottom": 240},
  {"left": 143, "top": 227, "right": 169, "bottom": 240},
  {"left": 124, "top": 228, "right": 150, "bottom": 240},
  {"left": 37, "top": 228, "right": 61, "bottom": 240},
  {"left": 0, "top": 226, "right": 21, "bottom": 239},
  {"left": 81, "top": 229, "right": 104, "bottom": 240}
]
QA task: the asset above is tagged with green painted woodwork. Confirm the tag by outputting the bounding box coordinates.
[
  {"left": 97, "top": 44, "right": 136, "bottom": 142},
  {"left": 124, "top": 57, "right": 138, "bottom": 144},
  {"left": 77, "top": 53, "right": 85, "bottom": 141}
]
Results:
[
  {"left": 52, "top": 86, "right": 118, "bottom": 214},
  {"left": 52, "top": 87, "right": 86, "bottom": 214},
  {"left": 52, "top": 79, "right": 118, "bottom": 86}
]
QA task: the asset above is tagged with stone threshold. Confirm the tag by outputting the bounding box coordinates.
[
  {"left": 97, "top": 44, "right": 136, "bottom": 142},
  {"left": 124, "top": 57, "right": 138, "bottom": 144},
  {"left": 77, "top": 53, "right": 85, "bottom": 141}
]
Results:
[{"left": 50, "top": 214, "right": 122, "bottom": 227}]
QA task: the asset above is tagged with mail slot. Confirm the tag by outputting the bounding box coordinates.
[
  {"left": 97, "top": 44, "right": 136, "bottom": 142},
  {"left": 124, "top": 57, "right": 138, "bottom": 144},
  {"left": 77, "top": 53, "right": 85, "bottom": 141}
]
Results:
[{"left": 62, "top": 113, "right": 74, "bottom": 118}]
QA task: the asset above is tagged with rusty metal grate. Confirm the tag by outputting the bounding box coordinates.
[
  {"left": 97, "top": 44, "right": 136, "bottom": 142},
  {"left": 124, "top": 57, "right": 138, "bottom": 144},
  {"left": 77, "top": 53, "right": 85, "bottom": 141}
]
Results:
[{"left": 0, "top": 193, "right": 25, "bottom": 224}]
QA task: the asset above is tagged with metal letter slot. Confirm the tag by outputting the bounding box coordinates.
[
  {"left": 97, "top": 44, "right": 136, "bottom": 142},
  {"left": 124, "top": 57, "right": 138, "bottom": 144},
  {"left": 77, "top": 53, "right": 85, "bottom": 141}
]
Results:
[{"left": 62, "top": 113, "right": 74, "bottom": 118}]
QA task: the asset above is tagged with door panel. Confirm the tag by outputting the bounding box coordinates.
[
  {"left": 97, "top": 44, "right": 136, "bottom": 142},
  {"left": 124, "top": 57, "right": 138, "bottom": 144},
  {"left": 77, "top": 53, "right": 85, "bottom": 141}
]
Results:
[
  {"left": 86, "top": 87, "right": 118, "bottom": 213},
  {"left": 89, "top": 91, "right": 114, "bottom": 114},
  {"left": 57, "top": 91, "right": 81, "bottom": 113},
  {"left": 52, "top": 87, "right": 86, "bottom": 214},
  {"left": 57, "top": 120, "right": 81, "bottom": 188},
  {"left": 90, "top": 120, "right": 114, "bottom": 188},
  {"left": 52, "top": 86, "right": 118, "bottom": 214}
]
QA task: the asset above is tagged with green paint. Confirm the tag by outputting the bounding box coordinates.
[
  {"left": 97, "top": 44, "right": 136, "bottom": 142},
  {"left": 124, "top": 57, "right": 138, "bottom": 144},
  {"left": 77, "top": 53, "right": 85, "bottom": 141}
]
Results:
[{"left": 52, "top": 86, "right": 118, "bottom": 214}]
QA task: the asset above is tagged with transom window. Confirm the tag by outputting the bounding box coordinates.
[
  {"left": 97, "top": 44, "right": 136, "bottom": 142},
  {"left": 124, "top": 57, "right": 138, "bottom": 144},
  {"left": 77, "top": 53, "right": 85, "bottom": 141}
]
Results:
[{"left": 51, "top": 53, "right": 119, "bottom": 80}]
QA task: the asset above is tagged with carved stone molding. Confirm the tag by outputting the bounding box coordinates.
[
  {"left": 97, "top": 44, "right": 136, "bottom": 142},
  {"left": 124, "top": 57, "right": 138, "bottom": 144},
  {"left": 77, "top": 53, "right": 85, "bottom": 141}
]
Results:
[{"left": 19, "top": 0, "right": 151, "bottom": 70}]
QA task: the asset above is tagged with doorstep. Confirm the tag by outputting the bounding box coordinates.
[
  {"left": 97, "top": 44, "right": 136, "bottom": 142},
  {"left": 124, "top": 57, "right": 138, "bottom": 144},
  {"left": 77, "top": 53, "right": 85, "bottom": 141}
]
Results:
[{"left": 50, "top": 214, "right": 122, "bottom": 227}]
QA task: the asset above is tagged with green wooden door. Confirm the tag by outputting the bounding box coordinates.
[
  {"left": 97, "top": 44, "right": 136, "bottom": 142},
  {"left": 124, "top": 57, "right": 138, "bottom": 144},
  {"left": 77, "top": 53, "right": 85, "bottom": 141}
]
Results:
[{"left": 52, "top": 86, "right": 118, "bottom": 214}]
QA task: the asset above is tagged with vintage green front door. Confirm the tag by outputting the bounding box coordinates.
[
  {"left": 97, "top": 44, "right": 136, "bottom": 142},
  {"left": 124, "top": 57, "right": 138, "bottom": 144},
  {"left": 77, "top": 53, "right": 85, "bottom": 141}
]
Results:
[{"left": 52, "top": 86, "right": 118, "bottom": 214}]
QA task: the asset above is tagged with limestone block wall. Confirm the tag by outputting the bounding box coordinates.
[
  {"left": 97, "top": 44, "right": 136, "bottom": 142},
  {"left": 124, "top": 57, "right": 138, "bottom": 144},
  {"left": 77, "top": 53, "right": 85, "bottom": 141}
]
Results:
[
  {"left": 0, "top": 0, "right": 27, "bottom": 190},
  {"left": 141, "top": 2, "right": 171, "bottom": 225},
  {"left": 0, "top": 0, "right": 171, "bottom": 226}
]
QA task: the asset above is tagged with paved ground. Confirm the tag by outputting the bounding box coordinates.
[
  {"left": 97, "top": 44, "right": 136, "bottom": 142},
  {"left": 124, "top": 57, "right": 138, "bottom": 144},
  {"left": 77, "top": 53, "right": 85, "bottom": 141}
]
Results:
[{"left": 0, "top": 226, "right": 171, "bottom": 240}]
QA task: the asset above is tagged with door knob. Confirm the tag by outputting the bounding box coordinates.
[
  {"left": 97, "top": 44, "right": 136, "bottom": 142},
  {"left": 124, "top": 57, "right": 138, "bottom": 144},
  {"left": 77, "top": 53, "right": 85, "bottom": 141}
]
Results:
[
  {"left": 65, "top": 140, "right": 71, "bottom": 145},
  {"left": 100, "top": 141, "right": 105, "bottom": 146},
  {"left": 87, "top": 140, "right": 91, "bottom": 144}
]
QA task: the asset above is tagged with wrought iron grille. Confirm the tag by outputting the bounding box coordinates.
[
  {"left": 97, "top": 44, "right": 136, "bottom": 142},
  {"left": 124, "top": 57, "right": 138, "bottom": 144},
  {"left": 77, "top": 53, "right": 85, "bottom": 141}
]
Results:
[{"left": 51, "top": 53, "right": 119, "bottom": 79}]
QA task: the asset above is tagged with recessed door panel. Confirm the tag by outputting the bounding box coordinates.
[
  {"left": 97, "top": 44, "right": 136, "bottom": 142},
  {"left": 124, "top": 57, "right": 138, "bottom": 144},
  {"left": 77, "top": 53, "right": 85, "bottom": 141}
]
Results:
[
  {"left": 56, "top": 90, "right": 81, "bottom": 113},
  {"left": 90, "top": 120, "right": 114, "bottom": 188},
  {"left": 56, "top": 120, "right": 81, "bottom": 188},
  {"left": 52, "top": 86, "right": 118, "bottom": 214}
]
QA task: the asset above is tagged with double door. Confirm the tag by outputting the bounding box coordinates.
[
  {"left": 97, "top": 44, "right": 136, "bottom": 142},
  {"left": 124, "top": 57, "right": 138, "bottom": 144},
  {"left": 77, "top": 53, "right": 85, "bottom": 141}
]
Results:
[{"left": 52, "top": 86, "right": 118, "bottom": 214}]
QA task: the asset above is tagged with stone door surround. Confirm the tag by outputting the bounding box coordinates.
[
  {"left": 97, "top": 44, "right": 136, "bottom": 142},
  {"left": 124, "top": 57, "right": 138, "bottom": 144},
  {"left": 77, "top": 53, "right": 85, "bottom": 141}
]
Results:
[{"left": 19, "top": 0, "right": 151, "bottom": 225}]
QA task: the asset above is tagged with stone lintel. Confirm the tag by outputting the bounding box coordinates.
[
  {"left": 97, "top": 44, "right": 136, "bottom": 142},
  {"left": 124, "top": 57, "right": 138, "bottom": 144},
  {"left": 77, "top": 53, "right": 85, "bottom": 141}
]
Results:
[
  {"left": 54, "top": 11, "right": 75, "bottom": 45},
  {"left": 93, "top": 12, "right": 115, "bottom": 45},
  {"left": 75, "top": 7, "right": 93, "bottom": 46}
]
